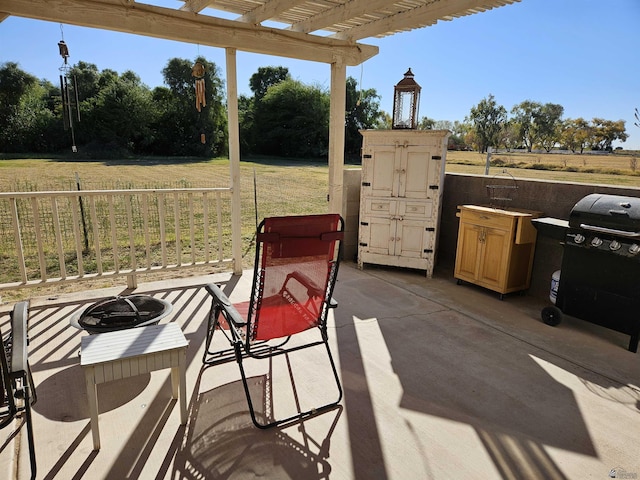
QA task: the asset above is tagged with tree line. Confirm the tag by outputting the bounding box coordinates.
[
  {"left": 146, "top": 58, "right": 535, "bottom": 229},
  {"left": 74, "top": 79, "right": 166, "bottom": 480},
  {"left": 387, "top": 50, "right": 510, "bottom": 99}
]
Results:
[
  {"left": 0, "top": 60, "right": 630, "bottom": 158},
  {"left": 465, "top": 94, "right": 629, "bottom": 154},
  {"left": 0, "top": 60, "right": 384, "bottom": 159}
]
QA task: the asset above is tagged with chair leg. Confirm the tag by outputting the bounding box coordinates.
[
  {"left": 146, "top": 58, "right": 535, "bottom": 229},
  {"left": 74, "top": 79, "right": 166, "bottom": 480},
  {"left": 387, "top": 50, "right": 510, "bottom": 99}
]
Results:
[
  {"left": 237, "top": 340, "right": 343, "bottom": 429},
  {"left": 23, "top": 378, "right": 36, "bottom": 480}
]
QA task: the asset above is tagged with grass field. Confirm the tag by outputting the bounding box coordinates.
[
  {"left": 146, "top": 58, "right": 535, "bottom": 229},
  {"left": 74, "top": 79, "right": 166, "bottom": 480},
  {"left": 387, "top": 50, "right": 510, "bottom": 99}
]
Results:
[{"left": 445, "top": 150, "right": 640, "bottom": 187}]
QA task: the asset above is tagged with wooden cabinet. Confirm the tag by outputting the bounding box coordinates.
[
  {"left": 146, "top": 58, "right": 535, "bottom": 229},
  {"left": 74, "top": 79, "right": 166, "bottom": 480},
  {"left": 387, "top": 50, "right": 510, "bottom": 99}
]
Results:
[
  {"left": 454, "top": 205, "right": 541, "bottom": 296},
  {"left": 358, "top": 130, "right": 449, "bottom": 277}
]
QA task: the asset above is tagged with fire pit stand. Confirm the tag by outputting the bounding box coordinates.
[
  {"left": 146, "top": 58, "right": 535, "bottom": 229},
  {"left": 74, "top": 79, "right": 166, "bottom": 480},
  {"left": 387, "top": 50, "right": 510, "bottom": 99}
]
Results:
[{"left": 70, "top": 295, "right": 173, "bottom": 334}]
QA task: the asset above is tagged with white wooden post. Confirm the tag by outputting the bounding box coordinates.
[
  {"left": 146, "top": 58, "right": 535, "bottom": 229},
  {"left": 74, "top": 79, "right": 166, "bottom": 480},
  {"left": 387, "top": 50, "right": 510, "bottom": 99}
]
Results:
[
  {"left": 226, "top": 48, "right": 243, "bottom": 274},
  {"left": 328, "top": 58, "right": 347, "bottom": 216}
]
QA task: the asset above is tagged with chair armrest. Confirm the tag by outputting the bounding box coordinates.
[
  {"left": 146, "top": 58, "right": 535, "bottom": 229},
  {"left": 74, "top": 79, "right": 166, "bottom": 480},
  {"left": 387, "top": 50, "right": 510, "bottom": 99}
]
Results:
[
  {"left": 10, "top": 301, "right": 29, "bottom": 375},
  {"left": 204, "top": 283, "right": 247, "bottom": 329}
]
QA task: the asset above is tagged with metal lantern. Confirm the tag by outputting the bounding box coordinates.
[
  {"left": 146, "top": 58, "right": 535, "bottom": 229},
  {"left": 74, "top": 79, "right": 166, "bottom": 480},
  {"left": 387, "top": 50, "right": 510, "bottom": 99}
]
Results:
[{"left": 392, "top": 68, "right": 421, "bottom": 129}]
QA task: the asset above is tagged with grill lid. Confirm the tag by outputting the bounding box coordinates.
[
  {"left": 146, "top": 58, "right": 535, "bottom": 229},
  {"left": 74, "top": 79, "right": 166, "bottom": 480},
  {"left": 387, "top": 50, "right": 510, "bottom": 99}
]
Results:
[{"left": 569, "top": 194, "right": 640, "bottom": 235}]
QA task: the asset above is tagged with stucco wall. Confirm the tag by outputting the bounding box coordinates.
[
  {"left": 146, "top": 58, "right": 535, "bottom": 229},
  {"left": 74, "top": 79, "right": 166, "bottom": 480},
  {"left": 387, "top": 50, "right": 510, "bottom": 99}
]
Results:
[{"left": 343, "top": 168, "right": 640, "bottom": 300}]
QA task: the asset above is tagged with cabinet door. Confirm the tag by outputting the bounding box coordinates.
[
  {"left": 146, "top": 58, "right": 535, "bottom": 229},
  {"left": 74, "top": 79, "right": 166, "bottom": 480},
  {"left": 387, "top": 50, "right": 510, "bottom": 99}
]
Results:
[
  {"left": 478, "top": 227, "right": 509, "bottom": 289},
  {"left": 396, "top": 219, "right": 432, "bottom": 259},
  {"left": 454, "top": 222, "right": 483, "bottom": 280},
  {"left": 362, "top": 145, "right": 401, "bottom": 198},
  {"left": 360, "top": 216, "right": 395, "bottom": 256},
  {"left": 400, "top": 145, "right": 437, "bottom": 199}
]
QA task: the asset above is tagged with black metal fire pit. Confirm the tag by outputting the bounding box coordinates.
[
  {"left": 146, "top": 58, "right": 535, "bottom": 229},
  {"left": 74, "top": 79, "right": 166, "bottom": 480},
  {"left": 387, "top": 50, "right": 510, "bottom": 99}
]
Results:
[
  {"left": 70, "top": 295, "right": 173, "bottom": 334},
  {"left": 539, "top": 193, "right": 640, "bottom": 352}
]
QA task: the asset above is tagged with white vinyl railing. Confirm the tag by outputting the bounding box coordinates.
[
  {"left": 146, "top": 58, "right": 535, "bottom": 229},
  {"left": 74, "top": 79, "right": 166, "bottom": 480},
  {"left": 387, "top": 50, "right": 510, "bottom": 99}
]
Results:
[{"left": 0, "top": 187, "right": 234, "bottom": 291}]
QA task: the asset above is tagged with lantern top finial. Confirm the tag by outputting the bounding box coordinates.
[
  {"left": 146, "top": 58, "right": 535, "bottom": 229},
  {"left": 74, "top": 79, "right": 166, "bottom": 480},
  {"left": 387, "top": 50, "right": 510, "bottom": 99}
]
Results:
[{"left": 396, "top": 68, "right": 420, "bottom": 89}]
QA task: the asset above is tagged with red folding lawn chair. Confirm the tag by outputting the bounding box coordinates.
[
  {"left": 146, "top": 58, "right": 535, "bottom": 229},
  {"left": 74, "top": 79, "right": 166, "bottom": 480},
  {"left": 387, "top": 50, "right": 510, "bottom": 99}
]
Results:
[{"left": 202, "top": 214, "right": 344, "bottom": 428}]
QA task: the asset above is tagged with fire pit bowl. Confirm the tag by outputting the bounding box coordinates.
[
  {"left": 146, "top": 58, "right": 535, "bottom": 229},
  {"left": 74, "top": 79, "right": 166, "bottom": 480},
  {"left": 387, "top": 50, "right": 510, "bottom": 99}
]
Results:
[{"left": 70, "top": 295, "right": 173, "bottom": 334}]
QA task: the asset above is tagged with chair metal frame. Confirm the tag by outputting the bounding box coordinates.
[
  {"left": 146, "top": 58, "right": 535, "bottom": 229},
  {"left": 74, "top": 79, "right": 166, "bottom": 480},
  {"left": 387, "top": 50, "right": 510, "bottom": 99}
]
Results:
[
  {"left": 1, "top": 301, "right": 37, "bottom": 479},
  {"left": 202, "top": 214, "right": 344, "bottom": 429}
]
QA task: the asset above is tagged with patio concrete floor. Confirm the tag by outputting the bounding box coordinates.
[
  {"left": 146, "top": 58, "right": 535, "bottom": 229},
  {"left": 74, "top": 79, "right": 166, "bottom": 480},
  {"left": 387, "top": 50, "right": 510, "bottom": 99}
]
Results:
[{"left": 1, "top": 262, "right": 639, "bottom": 480}]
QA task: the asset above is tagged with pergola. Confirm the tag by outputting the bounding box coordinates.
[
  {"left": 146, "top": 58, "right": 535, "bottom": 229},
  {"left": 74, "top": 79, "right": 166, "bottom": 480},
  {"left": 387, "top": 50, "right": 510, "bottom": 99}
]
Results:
[{"left": 0, "top": 0, "right": 521, "bottom": 272}]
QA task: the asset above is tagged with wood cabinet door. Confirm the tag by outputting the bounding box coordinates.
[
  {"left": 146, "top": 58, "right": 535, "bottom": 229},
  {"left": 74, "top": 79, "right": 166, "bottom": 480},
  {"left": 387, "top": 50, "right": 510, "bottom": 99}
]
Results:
[
  {"left": 399, "top": 145, "right": 435, "bottom": 199},
  {"left": 396, "top": 219, "right": 433, "bottom": 259},
  {"left": 454, "top": 222, "right": 484, "bottom": 280},
  {"left": 362, "top": 145, "right": 401, "bottom": 198},
  {"left": 478, "top": 227, "right": 509, "bottom": 289},
  {"left": 359, "top": 216, "right": 395, "bottom": 256}
]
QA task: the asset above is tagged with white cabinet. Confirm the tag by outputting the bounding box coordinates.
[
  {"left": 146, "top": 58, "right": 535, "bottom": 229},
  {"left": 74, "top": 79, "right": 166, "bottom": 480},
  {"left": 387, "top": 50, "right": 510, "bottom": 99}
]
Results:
[{"left": 358, "top": 130, "right": 449, "bottom": 277}]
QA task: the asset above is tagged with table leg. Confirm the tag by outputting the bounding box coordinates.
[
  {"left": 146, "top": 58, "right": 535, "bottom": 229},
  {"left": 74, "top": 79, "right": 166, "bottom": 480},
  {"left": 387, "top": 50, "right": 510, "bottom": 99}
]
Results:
[
  {"left": 171, "top": 348, "right": 187, "bottom": 424},
  {"left": 84, "top": 367, "right": 101, "bottom": 450}
]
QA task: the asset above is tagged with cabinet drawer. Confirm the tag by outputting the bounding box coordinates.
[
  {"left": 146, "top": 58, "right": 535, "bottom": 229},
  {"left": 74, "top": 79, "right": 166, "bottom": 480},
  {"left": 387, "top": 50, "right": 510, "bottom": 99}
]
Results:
[
  {"left": 363, "top": 199, "right": 394, "bottom": 216},
  {"left": 459, "top": 208, "right": 514, "bottom": 230},
  {"left": 400, "top": 201, "right": 434, "bottom": 219}
]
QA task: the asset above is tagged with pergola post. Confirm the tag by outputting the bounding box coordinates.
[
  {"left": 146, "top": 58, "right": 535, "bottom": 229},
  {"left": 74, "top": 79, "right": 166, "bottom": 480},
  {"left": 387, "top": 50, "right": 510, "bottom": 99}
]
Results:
[
  {"left": 226, "top": 47, "right": 243, "bottom": 275},
  {"left": 328, "top": 57, "right": 347, "bottom": 216}
]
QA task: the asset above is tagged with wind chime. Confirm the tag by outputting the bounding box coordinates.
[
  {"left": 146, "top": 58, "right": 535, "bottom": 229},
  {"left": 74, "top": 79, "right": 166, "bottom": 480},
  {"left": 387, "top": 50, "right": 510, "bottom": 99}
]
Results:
[
  {"left": 192, "top": 60, "right": 206, "bottom": 144},
  {"left": 58, "top": 29, "right": 81, "bottom": 152}
]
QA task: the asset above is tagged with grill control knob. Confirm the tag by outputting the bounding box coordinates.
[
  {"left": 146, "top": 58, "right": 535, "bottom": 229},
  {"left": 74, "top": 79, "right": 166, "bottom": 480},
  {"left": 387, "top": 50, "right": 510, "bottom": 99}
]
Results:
[
  {"left": 590, "top": 237, "right": 603, "bottom": 247},
  {"left": 629, "top": 244, "right": 640, "bottom": 255},
  {"left": 574, "top": 234, "right": 585, "bottom": 244},
  {"left": 609, "top": 240, "right": 621, "bottom": 251}
]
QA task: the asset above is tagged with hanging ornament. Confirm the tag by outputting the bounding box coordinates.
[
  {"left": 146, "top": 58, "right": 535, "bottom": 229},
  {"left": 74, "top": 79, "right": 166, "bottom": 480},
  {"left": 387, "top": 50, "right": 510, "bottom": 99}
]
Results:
[{"left": 192, "top": 61, "right": 206, "bottom": 112}]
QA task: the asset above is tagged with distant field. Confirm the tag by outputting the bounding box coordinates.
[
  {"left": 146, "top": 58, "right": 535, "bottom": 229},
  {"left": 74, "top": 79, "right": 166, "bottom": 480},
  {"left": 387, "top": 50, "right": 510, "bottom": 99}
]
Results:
[
  {"left": 1, "top": 150, "right": 639, "bottom": 193},
  {"left": 445, "top": 150, "right": 640, "bottom": 187}
]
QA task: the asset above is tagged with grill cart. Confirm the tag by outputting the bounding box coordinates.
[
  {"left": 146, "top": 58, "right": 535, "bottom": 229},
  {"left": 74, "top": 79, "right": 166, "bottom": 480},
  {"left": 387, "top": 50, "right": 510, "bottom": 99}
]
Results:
[{"left": 534, "top": 194, "right": 640, "bottom": 353}]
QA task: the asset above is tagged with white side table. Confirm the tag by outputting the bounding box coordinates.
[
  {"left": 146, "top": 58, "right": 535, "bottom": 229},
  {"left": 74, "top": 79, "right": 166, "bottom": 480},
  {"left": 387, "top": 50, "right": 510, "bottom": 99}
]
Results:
[{"left": 81, "top": 323, "right": 189, "bottom": 450}]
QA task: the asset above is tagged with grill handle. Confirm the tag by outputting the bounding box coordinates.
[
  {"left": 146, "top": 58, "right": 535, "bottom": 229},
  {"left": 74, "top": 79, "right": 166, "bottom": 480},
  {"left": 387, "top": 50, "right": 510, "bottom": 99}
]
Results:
[{"left": 579, "top": 223, "right": 640, "bottom": 238}]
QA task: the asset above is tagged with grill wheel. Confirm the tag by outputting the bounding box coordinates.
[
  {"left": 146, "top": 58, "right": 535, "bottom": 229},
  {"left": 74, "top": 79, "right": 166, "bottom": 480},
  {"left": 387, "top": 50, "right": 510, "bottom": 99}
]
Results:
[{"left": 541, "top": 306, "right": 563, "bottom": 326}]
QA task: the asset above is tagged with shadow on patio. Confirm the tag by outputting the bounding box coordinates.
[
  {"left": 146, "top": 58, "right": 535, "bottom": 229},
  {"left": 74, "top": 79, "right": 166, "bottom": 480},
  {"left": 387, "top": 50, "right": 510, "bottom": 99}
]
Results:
[{"left": 2, "top": 262, "right": 640, "bottom": 479}]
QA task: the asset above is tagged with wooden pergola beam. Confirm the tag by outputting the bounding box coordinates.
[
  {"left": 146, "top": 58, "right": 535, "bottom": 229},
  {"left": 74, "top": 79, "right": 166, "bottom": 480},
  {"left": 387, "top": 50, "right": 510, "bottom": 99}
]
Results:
[
  {"left": 0, "top": 0, "right": 378, "bottom": 65},
  {"left": 332, "top": 0, "right": 517, "bottom": 40},
  {"left": 238, "top": 0, "right": 301, "bottom": 25}
]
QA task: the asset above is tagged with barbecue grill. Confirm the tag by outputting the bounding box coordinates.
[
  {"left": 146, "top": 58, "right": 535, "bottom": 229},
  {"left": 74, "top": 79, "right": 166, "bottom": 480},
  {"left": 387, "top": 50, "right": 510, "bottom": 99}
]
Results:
[{"left": 540, "top": 193, "right": 640, "bottom": 352}]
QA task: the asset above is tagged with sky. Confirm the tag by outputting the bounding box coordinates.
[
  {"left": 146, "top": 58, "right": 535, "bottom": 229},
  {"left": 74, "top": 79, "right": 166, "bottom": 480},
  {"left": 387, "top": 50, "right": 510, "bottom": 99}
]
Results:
[{"left": 1, "top": 0, "right": 639, "bottom": 149}]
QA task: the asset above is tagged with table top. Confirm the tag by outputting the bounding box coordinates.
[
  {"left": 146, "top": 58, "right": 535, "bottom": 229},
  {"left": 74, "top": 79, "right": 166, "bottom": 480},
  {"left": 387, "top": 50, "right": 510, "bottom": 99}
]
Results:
[{"left": 80, "top": 323, "right": 188, "bottom": 366}]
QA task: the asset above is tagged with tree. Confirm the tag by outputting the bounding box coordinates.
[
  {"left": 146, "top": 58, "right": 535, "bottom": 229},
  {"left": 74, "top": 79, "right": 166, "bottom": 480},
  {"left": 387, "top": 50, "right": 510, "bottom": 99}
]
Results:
[
  {"left": 499, "top": 120, "right": 521, "bottom": 151},
  {"left": 468, "top": 94, "right": 507, "bottom": 153},
  {"left": 154, "top": 57, "right": 228, "bottom": 156},
  {"left": 253, "top": 79, "right": 329, "bottom": 157},
  {"left": 344, "top": 76, "right": 382, "bottom": 156},
  {"left": 0, "top": 62, "right": 39, "bottom": 150},
  {"left": 510, "top": 100, "right": 542, "bottom": 151},
  {"left": 80, "top": 71, "right": 156, "bottom": 153},
  {"left": 418, "top": 116, "right": 436, "bottom": 130},
  {"left": 560, "top": 117, "right": 591, "bottom": 154},
  {"left": 534, "top": 103, "right": 564, "bottom": 152},
  {"left": 67, "top": 61, "right": 102, "bottom": 101},
  {"left": 375, "top": 111, "right": 392, "bottom": 129},
  {"left": 590, "top": 118, "right": 628, "bottom": 151},
  {"left": 249, "top": 66, "right": 291, "bottom": 101}
]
